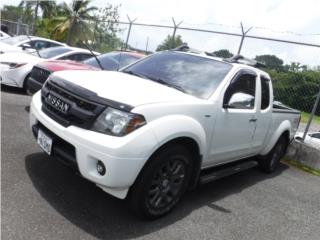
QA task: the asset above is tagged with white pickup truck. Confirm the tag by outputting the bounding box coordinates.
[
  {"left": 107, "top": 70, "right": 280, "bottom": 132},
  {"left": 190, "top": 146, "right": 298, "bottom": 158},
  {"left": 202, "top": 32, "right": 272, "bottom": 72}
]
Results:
[{"left": 29, "top": 49, "right": 301, "bottom": 219}]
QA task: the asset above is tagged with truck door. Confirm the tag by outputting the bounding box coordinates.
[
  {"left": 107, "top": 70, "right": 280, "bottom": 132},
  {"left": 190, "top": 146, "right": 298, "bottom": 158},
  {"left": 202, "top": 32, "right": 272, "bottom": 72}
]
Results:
[
  {"left": 251, "top": 75, "right": 272, "bottom": 153},
  {"left": 207, "top": 70, "right": 258, "bottom": 165}
]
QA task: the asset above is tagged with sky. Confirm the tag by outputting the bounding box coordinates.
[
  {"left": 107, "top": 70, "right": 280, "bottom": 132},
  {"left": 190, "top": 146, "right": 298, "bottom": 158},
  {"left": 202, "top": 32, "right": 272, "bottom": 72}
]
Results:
[{"left": 1, "top": 0, "right": 320, "bottom": 66}]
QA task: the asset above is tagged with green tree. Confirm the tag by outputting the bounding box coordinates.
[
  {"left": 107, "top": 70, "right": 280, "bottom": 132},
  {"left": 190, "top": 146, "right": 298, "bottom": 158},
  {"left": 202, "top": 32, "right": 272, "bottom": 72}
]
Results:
[
  {"left": 255, "top": 54, "right": 284, "bottom": 71},
  {"left": 1, "top": 4, "right": 33, "bottom": 29},
  {"left": 213, "top": 49, "right": 233, "bottom": 58},
  {"left": 156, "top": 35, "right": 184, "bottom": 51},
  {"left": 19, "top": 1, "right": 58, "bottom": 33},
  {"left": 91, "top": 4, "right": 123, "bottom": 52},
  {"left": 1, "top": 5, "right": 24, "bottom": 22},
  {"left": 52, "top": 0, "right": 98, "bottom": 45}
]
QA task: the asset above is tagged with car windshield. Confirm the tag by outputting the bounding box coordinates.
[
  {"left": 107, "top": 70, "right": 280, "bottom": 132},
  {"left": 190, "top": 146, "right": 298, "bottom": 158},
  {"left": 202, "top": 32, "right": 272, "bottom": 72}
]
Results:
[
  {"left": 33, "top": 47, "right": 73, "bottom": 59},
  {"left": 122, "top": 51, "right": 232, "bottom": 99},
  {"left": 84, "top": 52, "right": 142, "bottom": 70},
  {"left": 2, "top": 35, "right": 29, "bottom": 45}
]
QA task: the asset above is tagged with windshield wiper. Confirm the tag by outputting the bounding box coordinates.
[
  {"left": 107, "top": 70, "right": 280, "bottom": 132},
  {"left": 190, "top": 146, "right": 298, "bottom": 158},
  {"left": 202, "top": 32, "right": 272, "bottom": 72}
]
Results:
[
  {"left": 123, "top": 70, "right": 187, "bottom": 93},
  {"left": 151, "top": 78, "right": 187, "bottom": 93},
  {"left": 122, "top": 70, "right": 149, "bottom": 79}
]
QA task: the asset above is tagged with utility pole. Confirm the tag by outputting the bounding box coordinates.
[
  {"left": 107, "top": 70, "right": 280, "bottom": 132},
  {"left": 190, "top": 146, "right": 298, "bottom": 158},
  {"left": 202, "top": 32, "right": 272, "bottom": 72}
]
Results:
[
  {"left": 172, "top": 17, "right": 183, "bottom": 48},
  {"left": 237, "top": 22, "right": 252, "bottom": 54},
  {"left": 125, "top": 15, "right": 137, "bottom": 50}
]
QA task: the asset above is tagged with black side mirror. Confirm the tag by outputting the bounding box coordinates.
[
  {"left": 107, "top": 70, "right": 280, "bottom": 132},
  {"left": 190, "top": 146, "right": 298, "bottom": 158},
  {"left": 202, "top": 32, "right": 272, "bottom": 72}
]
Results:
[{"left": 21, "top": 43, "right": 31, "bottom": 50}]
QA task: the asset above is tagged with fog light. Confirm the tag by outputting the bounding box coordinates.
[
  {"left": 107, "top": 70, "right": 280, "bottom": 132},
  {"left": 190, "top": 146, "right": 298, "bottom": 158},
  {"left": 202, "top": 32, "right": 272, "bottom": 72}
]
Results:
[{"left": 96, "top": 160, "right": 106, "bottom": 175}]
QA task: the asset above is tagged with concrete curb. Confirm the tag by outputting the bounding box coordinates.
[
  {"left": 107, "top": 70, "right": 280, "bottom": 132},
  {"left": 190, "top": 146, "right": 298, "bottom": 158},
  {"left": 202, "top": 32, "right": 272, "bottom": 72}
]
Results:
[{"left": 286, "top": 140, "right": 320, "bottom": 170}]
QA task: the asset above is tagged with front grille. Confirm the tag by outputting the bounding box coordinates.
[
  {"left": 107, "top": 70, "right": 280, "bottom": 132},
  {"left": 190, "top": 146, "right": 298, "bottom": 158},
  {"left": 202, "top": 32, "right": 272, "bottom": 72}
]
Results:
[
  {"left": 30, "top": 66, "right": 51, "bottom": 84},
  {"left": 41, "top": 80, "right": 105, "bottom": 128},
  {"left": 45, "top": 82, "right": 96, "bottom": 111}
]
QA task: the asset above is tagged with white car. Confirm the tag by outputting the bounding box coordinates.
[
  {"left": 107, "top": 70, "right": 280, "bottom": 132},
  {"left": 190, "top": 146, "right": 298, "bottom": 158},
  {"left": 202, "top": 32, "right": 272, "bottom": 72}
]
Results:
[
  {"left": 0, "top": 31, "right": 10, "bottom": 40},
  {"left": 30, "top": 50, "right": 301, "bottom": 219},
  {"left": 0, "top": 42, "right": 23, "bottom": 54},
  {"left": 0, "top": 35, "right": 66, "bottom": 53},
  {"left": 0, "top": 46, "right": 99, "bottom": 89},
  {"left": 295, "top": 131, "right": 320, "bottom": 149}
]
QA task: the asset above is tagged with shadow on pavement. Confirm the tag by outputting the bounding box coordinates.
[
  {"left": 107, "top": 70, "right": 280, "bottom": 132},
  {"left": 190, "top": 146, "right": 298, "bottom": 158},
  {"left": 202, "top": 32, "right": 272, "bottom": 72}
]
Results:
[{"left": 25, "top": 152, "right": 288, "bottom": 240}]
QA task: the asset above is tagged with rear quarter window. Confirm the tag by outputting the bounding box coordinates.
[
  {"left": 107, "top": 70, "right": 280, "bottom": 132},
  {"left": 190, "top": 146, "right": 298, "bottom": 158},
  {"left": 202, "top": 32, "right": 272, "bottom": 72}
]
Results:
[{"left": 261, "top": 76, "right": 270, "bottom": 110}]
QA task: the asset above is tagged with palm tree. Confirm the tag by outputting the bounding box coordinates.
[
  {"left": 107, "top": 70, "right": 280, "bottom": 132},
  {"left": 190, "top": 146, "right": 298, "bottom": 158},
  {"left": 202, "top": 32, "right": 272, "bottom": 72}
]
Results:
[
  {"left": 19, "top": 1, "right": 58, "bottom": 33},
  {"left": 52, "top": 0, "right": 97, "bottom": 45}
]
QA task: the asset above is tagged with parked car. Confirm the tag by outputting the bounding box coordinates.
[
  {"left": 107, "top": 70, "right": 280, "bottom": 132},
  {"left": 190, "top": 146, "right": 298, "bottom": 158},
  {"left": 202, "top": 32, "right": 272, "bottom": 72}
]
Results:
[
  {"left": 29, "top": 50, "right": 301, "bottom": 219},
  {"left": 0, "top": 42, "right": 22, "bottom": 54},
  {"left": 0, "top": 46, "right": 99, "bottom": 90},
  {"left": 0, "top": 35, "right": 66, "bottom": 53},
  {"left": 295, "top": 131, "right": 320, "bottom": 148},
  {"left": 26, "top": 60, "right": 99, "bottom": 94},
  {"left": 0, "top": 30, "right": 10, "bottom": 40},
  {"left": 26, "top": 51, "right": 145, "bottom": 94}
]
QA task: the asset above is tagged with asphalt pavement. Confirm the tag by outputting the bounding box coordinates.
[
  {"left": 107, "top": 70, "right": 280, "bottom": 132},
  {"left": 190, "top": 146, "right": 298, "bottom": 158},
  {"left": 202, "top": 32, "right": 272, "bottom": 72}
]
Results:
[{"left": 1, "top": 86, "right": 320, "bottom": 240}]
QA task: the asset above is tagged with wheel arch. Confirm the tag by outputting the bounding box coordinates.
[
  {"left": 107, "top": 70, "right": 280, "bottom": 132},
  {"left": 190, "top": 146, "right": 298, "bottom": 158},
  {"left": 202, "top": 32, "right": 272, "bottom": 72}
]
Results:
[
  {"left": 260, "top": 120, "right": 291, "bottom": 156},
  {"left": 136, "top": 136, "right": 203, "bottom": 191}
]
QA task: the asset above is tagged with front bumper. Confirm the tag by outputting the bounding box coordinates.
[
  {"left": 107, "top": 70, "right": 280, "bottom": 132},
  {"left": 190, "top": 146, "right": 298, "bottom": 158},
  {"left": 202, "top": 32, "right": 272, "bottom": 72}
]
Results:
[
  {"left": 30, "top": 92, "right": 158, "bottom": 199},
  {"left": 0, "top": 66, "right": 19, "bottom": 87}
]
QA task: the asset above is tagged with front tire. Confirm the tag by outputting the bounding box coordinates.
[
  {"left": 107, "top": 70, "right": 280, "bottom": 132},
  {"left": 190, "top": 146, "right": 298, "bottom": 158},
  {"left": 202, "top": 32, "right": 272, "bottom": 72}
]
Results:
[
  {"left": 259, "top": 136, "right": 287, "bottom": 173},
  {"left": 128, "top": 145, "right": 193, "bottom": 219}
]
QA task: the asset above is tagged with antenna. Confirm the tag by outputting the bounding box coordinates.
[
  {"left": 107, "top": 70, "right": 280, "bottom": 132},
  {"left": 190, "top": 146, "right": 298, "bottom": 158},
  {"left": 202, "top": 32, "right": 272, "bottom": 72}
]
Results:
[
  {"left": 78, "top": 19, "right": 104, "bottom": 70},
  {"left": 25, "top": 32, "right": 41, "bottom": 58},
  {"left": 80, "top": 40, "right": 104, "bottom": 70}
]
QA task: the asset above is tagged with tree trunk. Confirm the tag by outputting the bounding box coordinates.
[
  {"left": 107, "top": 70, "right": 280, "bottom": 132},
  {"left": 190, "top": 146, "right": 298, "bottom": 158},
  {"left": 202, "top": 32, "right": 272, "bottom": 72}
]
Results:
[{"left": 34, "top": 1, "right": 39, "bottom": 34}]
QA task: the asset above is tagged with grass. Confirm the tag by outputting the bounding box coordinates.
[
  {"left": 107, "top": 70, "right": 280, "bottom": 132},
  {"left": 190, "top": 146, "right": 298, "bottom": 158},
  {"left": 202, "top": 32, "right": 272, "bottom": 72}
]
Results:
[
  {"left": 282, "top": 157, "right": 320, "bottom": 176},
  {"left": 300, "top": 112, "right": 320, "bottom": 124}
]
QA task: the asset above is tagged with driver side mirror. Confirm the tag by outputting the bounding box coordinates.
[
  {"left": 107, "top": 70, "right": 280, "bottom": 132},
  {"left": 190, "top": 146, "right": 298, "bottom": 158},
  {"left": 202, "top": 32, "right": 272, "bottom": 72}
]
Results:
[
  {"left": 21, "top": 43, "right": 31, "bottom": 50},
  {"left": 223, "top": 92, "right": 254, "bottom": 109}
]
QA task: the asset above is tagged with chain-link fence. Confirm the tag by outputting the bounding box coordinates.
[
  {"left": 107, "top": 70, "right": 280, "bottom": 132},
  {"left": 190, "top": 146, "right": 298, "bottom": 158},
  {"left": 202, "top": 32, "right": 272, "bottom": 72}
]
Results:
[{"left": 1, "top": 19, "right": 30, "bottom": 36}]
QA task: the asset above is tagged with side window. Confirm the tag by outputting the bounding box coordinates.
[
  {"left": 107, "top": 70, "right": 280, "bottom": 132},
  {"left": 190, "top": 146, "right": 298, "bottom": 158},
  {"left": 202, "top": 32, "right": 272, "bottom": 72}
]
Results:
[
  {"left": 58, "top": 54, "right": 77, "bottom": 61},
  {"left": 30, "top": 40, "right": 50, "bottom": 50},
  {"left": 75, "top": 53, "right": 94, "bottom": 61},
  {"left": 49, "top": 42, "right": 61, "bottom": 47},
  {"left": 223, "top": 73, "right": 256, "bottom": 109},
  {"left": 261, "top": 76, "right": 270, "bottom": 110},
  {"left": 58, "top": 53, "right": 92, "bottom": 62},
  {"left": 310, "top": 133, "right": 320, "bottom": 139}
]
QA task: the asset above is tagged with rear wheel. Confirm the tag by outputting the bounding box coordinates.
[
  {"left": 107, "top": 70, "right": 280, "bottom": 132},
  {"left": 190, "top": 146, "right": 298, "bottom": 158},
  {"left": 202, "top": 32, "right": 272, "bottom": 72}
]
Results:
[
  {"left": 128, "top": 145, "right": 193, "bottom": 219},
  {"left": 259, "top": 136, "right": 287, "bottom": 173}
]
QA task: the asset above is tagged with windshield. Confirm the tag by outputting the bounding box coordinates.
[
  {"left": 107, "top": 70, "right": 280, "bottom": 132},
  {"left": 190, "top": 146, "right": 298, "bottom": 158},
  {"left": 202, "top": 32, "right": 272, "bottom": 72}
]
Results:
[
  {"left": 122, "top": 51, "right": 232, "bottom": 99},
  {"left": 2, "top": 35, "right": 28, "bottom": 45},
  {"left": 84, "top": 52, "right": 142, "bottom": 70},
  {"left": 34, "top": 47, "right": 73, "bottom": 59}
]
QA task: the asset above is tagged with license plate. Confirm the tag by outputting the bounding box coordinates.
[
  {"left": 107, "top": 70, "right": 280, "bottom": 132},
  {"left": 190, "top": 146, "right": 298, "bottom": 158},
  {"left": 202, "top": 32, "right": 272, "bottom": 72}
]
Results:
[
  {"left": 37, "top": 129, "right": 53, "bottom": 155},
  {"left": 46, "top": 93, "right": 70, "bottom": 113}
]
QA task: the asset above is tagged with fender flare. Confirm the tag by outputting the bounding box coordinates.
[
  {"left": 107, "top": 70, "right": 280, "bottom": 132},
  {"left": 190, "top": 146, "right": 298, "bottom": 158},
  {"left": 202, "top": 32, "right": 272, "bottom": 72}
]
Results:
[{"left": 260, "top": 120, "right": 291, "bottom": 156}]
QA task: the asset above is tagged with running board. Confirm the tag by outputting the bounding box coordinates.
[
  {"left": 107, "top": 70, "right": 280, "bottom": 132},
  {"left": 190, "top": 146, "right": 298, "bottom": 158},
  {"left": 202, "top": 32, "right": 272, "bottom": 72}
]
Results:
[{"left": 199, "top": 160, "right": 258, "bottom": 184}]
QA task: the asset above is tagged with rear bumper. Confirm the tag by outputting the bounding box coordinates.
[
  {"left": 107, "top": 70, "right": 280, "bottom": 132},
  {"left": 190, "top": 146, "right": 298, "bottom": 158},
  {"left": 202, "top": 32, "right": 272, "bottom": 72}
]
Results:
[{"left": 29, "top": 92, "right": 159, "bottom": 199}]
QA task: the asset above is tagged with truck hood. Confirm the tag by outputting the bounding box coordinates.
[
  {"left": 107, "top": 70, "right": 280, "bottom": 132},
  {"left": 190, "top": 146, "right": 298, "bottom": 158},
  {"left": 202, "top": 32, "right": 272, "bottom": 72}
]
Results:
[
  {"left": 37, "top": 60, "right": 99, "bottom": 72},
  {"left": 52, "top": 70, "right": 199, "bottom": 107}
]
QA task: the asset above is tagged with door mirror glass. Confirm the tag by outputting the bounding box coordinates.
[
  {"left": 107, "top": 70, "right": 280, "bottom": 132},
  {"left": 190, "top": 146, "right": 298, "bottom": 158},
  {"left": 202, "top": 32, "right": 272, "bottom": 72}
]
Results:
[
  {"left": 224, "top": 92, "right": 255, "bottom": 109},
  {"left": 21, "top": 43, "right": 31, "bottom": 50}
]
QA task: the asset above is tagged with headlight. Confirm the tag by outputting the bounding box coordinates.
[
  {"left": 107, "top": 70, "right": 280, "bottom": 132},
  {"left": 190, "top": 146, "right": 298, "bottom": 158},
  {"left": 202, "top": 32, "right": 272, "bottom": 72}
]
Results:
[
  {"left": 91, "top": 107, "right": 146, "bottom": 136},
  {"left": 0, "top": 62, "right": 27, "bottom": 69}
]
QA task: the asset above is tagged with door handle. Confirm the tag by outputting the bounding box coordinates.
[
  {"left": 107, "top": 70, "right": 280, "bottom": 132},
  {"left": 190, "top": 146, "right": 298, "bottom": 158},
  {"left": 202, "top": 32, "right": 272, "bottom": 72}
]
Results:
[{"left": 249, "top": 118, "right": 257, "bottom": 122}]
